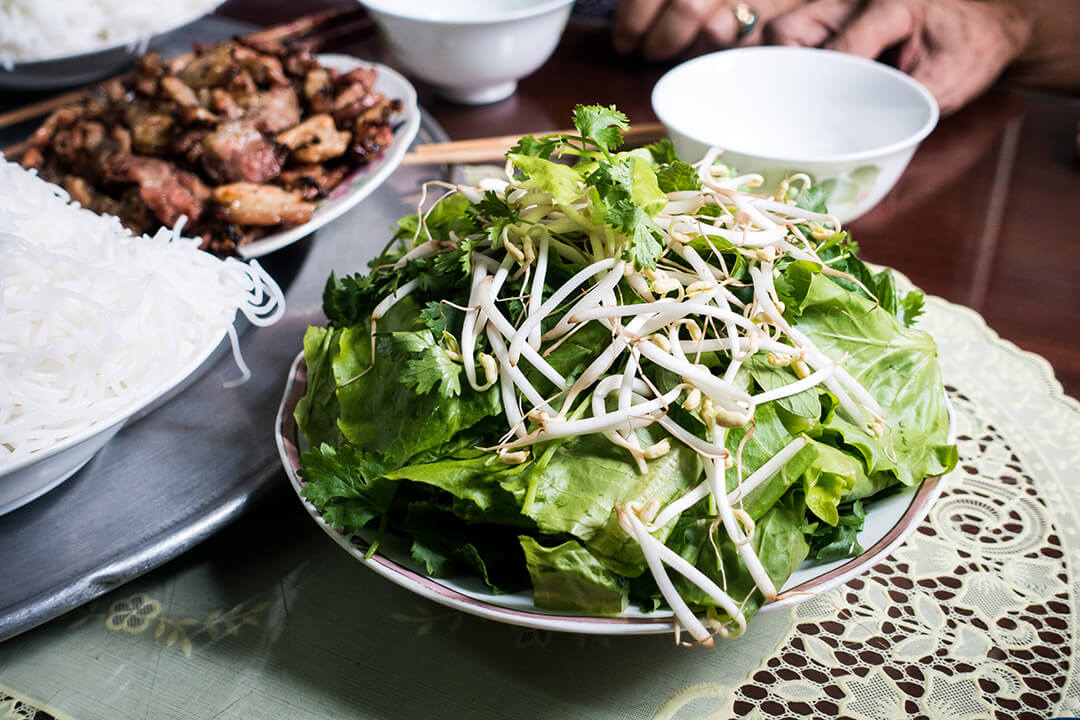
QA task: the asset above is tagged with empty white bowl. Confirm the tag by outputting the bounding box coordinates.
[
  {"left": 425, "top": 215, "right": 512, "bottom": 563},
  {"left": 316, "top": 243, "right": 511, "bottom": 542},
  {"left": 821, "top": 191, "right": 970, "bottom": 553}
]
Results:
[
  {"left": 651, "top": 47, "right": 938, "bottom": 222},
  {"left": 359, "top": 0, "right": 574, "bottom": 105}
]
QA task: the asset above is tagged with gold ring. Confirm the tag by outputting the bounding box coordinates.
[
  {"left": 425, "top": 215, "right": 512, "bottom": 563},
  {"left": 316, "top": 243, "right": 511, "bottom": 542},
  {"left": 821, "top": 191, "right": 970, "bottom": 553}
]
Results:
[{"left": 732, "top": 3, "right": 758, "bottom": 38}]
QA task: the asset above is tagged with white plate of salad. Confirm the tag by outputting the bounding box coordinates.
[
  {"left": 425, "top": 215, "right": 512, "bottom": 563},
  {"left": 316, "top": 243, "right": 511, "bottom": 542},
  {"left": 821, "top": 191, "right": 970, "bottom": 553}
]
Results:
[{"left": 274, "top": 106, "right": 958, "bottom": 644}]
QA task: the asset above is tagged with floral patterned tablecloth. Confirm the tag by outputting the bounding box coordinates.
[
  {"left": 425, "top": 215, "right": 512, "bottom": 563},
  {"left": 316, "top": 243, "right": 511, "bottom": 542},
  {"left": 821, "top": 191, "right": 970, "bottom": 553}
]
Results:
[{"left": 0, "top": 292, "right": 1077, "bottom": 720}]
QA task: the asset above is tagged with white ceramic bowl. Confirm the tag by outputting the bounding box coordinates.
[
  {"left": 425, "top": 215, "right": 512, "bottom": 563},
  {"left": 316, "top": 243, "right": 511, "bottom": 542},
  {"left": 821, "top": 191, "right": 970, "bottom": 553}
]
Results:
[
  {"left": 358, "top": 0, "right": 573, "bottom": 105},
  {"left": 0, "top": 331, "right": 226, "bottom": 515},
  {"left": 652, "top": 47, "right": 938, "bottom": 223}
]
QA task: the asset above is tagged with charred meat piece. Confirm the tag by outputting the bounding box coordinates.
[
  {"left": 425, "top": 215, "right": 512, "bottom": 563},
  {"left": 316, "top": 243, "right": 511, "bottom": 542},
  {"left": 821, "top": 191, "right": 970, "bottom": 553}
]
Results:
[
  {"left": 130, "top": 113, "right": 175, "bottom": 156},
  {"left": 180, "top": 46, "right": 238, "bottom": 89},
  {"left": 179, "top": 105, "right": 219, "bottom": 126},
  {"left": 303, "top": 68, "right": 334, "bottom": 114},
  {"left": 357, "top": 96, "right": 400, "bottom": 126},
  {"left": 277, "top": 163, "right": 348, "bottom": 200},
  {"left": 276, "top": 114, "right": 351, "bottom": 164},
  {"left": 133, "top": 53, "right": 166, "bottom": 97},
  {"left": 61, "top": 175, "right": 155, "bottom": 234},
  {"left": 200, "top": 120, "right": 286, "bottom": 184},
  {"left": 212, "top": 182, "right": 314, "bottom": 226},
  {"left": 335, "top": 66, "right": 377, "bottom": 94},
  {"left": 50, "top": 120, "right": 107, "bottom": 177},
  {"left": 281, "top": 45, "right": 321, "bottom": 78},
  {"left": 331, "top": 67, "right": 380, "bottom": 125},
  {"left": 227, "top": 69, "right": 259, "bottom": 109},
  {"left": 160, "top": 76, "right": 200, "bottom": 108},
  {"left": 104, "top": 155, "right": 210, "bottom": 228},
  {"left": 350, "top": 120, "right": 395, "bottom": 165},
  {"left": 28, "top": 105, "right": 83, "bottom": 149},
  {"left": 231, "top": 44, "right": 289, "bottom": 87},
  {"left": 247, "top": 84, "right": 301, "bottom": 134},
  {"left": 210, "top": 88, "right": 244, "bottom": 119}
]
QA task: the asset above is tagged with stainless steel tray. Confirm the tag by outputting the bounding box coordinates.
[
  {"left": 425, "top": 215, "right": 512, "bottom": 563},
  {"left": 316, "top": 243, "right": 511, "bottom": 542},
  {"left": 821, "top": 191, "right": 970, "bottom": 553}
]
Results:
[{"left": 0, "top": 22, "right": 452, "bottom": 640}]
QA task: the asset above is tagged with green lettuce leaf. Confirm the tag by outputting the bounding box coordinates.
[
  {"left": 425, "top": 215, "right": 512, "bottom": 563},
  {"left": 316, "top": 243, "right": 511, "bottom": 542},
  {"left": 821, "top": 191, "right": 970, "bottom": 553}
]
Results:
[
  {"left": 332, "top": 325, "right": 500, "bottom": 467},
  {"left": 384, "top": 454, "right": 532, "bottom": 527},
  {"left": 509, "top": 154, "right": 583, "bottom": 206},
  {"left": 520, "top": 536, "right": 629, "bottom": 614},
  {"left": 295, "top": 325, "right": 344, "bottom": 449},
  {"left": 807, "top": 499, "right": 867, "bottom": 562},
  {"left": 402, "top": 504, "right": 530, "bottom": 593},
  {"left": 792, "top": 274, "right": 957, "bottom": 486},
  {"left": 523, "top": 424, "right": 702, "bottom": 576}
]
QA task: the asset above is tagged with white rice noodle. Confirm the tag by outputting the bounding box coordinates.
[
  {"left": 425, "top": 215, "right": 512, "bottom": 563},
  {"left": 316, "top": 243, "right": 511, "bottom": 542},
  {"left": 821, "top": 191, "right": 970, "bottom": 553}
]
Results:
[
  {"left": 0, "top": 160, "right": 284, "bottom": 466},
  {"left": 0, "top": 0, "right": 223, "bottom": 68}
]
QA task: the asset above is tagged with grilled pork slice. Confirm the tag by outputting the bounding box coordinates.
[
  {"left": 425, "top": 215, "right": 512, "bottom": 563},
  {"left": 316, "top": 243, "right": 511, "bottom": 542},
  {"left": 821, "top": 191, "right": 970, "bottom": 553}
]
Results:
[
  {"left": 200, "top": 120, "right": 286, "bottom": 184},
  {"left": 248, "top": 85, "right": 302, "bottom": 134},
  {"left": 104, "top": 154, "right": 210, "bottom": 228},
  {"left": 276, "top": 114, "right": 351, "bottom": 164},
  {"left": 211, "top": 182, "right": 314, "bottom": 226}
]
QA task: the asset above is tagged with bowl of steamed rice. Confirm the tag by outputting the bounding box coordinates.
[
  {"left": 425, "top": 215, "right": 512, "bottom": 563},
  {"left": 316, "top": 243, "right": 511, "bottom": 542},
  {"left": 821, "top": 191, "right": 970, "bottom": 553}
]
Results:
[{"left": 0, "top": 0, "right": 224, "bottom": 90}]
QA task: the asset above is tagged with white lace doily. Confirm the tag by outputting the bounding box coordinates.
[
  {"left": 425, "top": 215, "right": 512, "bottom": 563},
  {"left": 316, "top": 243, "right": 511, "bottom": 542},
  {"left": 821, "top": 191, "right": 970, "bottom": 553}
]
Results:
[{"left": 657, "top": 296, "right": 1080, "bottom": 719}]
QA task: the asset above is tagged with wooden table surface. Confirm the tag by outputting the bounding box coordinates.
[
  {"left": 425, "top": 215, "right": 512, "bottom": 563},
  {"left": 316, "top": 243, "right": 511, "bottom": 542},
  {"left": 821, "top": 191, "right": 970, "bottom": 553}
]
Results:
[{"left": 219, "top": 0, "right": 1078, "bottom": 401}]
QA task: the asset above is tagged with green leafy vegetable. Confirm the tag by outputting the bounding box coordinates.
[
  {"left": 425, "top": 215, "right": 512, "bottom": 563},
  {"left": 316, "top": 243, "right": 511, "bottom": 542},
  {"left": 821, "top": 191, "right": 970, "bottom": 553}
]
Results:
[{"left": 293, "top": 104, "right": 957, "bottom": 642}]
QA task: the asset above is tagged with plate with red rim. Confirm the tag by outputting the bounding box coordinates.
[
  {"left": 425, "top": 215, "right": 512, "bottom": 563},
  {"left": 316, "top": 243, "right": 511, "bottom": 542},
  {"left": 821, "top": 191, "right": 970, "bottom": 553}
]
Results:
[
  {"left": 275, "top": 350, "right": 953, "bottom": 635},
  {"left": 235, "top": 54, "right": 420, "bottom": 259}
]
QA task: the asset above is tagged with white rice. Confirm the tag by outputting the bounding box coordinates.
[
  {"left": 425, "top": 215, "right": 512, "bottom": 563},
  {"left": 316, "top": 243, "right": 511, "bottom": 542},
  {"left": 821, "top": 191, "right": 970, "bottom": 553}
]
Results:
[
  {"left": 0, "top": 158, "right": 285, "bottom": 466},
  {"left": 0, "top": 0, "right": 222, "bottom": 67}
]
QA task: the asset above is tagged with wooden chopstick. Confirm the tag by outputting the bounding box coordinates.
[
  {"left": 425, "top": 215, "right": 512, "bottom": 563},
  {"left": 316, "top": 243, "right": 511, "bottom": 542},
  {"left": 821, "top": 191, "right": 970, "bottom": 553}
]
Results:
[
  {"left": 0, "top": 6, "right": 368, "bottom": 134},
  {"left": 402, "top": 122, "right": 668, "bottom": 166}
]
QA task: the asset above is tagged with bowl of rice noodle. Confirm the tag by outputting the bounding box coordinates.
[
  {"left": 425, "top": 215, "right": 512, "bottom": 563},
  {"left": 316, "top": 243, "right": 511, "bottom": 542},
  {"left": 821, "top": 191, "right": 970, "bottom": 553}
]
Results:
[
  {"left": 0, "top": 159, "right": 284, "bottom": 514},
  {"left": 0, "top": 0, "right": 224, "bottom": 90}
]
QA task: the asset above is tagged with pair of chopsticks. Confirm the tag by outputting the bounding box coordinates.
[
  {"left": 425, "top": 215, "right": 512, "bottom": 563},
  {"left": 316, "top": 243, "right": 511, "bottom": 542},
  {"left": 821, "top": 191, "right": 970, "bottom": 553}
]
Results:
[
  {"left": 401, "top": 121, "right": 668, "bottom": 166},
  {"left": 0, "top": 6, "right": 374, "bottom": 154}
]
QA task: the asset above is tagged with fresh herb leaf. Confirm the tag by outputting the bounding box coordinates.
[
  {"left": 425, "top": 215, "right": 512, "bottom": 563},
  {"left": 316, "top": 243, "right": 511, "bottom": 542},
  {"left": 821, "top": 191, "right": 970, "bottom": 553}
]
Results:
[
  {"left": 795, "top": 185, "right": 829, "bottom": 214},
  {"left": 386, "top": 330, "right": 463, "bottom": 398},
  {"left": 508, "top": 134, "right": 560, "bottom": 160},
  {"left": 419, "top": 300, "right": 466, "bottom": 339},
  {"left": 470, "top": 190, "right": 522, "bottom": 246},
  {"left": 644, "top": 138, "right": 679, "bottom": 165},
  {"left": 655, "top": 159, "right": 701, "bottom": 193},
  {"left": 299, "top": 442, "right": 397, "bottom": 532},
  {"left": 571, "top": 104, "right": 629, "bottom": 154},
  {"left": 899, "top": 289, "right": 925, "bottom": 327}
]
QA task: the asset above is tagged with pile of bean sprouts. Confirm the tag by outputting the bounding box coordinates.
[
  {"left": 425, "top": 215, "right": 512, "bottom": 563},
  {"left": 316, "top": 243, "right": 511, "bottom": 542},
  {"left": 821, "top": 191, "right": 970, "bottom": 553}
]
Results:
[
  {"left": 371, "top": 150, "right": 888, "bottom": 646},
  {"left": 0, "top": 159, "right": 285, "bottom": 467}
]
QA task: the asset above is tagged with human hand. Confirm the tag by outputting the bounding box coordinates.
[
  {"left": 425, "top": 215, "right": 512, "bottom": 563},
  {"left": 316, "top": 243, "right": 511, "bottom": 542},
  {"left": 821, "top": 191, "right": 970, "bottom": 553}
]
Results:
[
  {"left": 612, "top": 0, "right": 805, "bottom": 60},
  {"left": 764, "top": 0, "right": 1034, "bottom": 114}
]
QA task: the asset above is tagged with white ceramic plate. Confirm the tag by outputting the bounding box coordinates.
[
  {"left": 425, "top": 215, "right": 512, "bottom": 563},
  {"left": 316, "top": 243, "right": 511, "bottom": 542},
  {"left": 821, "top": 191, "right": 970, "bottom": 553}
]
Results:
[
  {"left": 236, "top": 55, "right": 419, "bottom": 259},
  {"left": 276, "top": 351, "right": 954, "bottom": 635},
  {"left": 0, "top": 3, "right": 223, "bottom": 91},
  {"left": 0, "top": 330, "right": 226, "bottom": 516}
]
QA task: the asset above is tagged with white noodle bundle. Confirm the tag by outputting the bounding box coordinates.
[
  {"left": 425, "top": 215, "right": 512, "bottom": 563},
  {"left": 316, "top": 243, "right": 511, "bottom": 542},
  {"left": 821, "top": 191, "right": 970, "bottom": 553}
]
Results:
[
  {"left": 0, "top": 159, "right": 284, "bottom": 466},
  {"left": 0, "top": 0, "right": 222, "bottom": 68}
]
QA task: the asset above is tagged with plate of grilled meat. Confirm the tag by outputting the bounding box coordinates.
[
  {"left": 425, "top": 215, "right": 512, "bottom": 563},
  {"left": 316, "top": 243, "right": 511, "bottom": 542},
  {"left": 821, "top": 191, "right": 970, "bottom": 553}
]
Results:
[{"left": 16, "top": 38, "right": 419, "bottom": 258}]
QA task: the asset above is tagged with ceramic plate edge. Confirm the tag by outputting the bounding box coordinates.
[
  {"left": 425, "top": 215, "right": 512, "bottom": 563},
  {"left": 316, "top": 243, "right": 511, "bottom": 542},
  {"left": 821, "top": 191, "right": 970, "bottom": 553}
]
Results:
[
  {"left": 276, "top": 351, "right": 953, "bottom": 635},
  {"left": 237, "top": 56, "right": 420, "bottom": 259}
]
